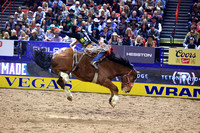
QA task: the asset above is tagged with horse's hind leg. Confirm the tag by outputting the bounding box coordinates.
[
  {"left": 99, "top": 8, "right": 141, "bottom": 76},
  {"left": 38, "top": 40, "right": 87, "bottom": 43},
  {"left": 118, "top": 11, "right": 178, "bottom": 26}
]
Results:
[{"left": 57, "top": 72, "right": 73, "bottom": 101}]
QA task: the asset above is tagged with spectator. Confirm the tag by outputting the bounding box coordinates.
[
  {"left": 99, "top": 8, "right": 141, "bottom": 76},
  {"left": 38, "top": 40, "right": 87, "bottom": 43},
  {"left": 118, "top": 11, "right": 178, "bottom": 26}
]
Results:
[
  {"left": 81, "top": 21, "right": 88, "bottom": 32},
  {"left": 45, "top": 13, "right": 53, "bottom": 26},
  {"left": 135, "top": 35, "right": 144, "bottom": 46},
  {"left": 183, "top": 30, "right": 198, "bottom": 48},
  {"left": 42, "top": 1, "right": 49, "bottom": 12},
  {"left": 30, "top": 30, "right": 40, "bottom": 41},
  {"left": 122, "top": 34, "right": 133, "bottom": 46},
  {"left": 126, "top": 0, "right": 134, "bottom": 11},
  {"left": 35, "top": 13, "right": 42, "bottom": 24},
  {"left": 108, "top": 32, "right": 122, "bottom": 45},
  {"left": 2, "top": 32, "right": 10, "bottom": 39},
  {"left": 46, "top": 8, "right": 54, "bottom": 19},
  {"left": 10, "top": 30, "right": 18, "bottom": 40},
  {"left": 154, "top": 0, "right": 164, "bottom": 16},
  {"left": 79, "top": 8, "right": 88, "bottom": 21},
  {"left": 91, "top": 27, "right": 100, "bottom": 40},
  {"left": 64, "top": 16, "right": 73, "bottom": 31},
  {"left": 27, "top": 11, "right": 34, "bottom": 25},
  {"left": 76, "top": 15, "right": 83, "bottom": 27},
  {"left": 58, "top": 26, "right": 66, "bottom": 38},
  {"left": 145, "top": 35, "right": 156, "bottom": 47},
  {"left": 45, "top": 24, "right": 55, "bottom": 41},
  {"left": 186, "top": 25, "right": 200, "bottom": 39},
  {"left": 130, "top": 23, "right": 138, "bottom": 38},
  {"left": 125, "top": 27, "right": 135, "bottom": 43},
  {"left": 123, "top": 5, "right": 131, "bottom": 18},
  {"left": 15, "top": 23, "right": 23, "bottom": 37},
  {"left": 110, "top": 11, "right": 117, "bottom": 21},
  {"left": 98, "top": 9, "right": 107, "bottom": 20},
  {"left": 61, "top": 4, "right": 68, "bottom": 20},
  {"left": 82, "top": 4, "right": 89, "bottom": 16},
  {"left": 88, "top": 18, "right": 100, "bottom": 34},
  {"left": 50, "top": 30, "right": 63, "bottom": 42},
  {"left": 140, "top": 12, "right": 150, "bottom": 23},
  {"left": 99, "top": 26, "right": 112, "bottom": 43},
  {"left": 41, "top": 20, "right": 48, "bottom": 32},
  {"left": 186, "top": 37, "right": 198, "bottom": 49},
  {"left": 149, "top": 16, "right": 162, "bottom": 33},
  {"left": 89, "top": 3, "right": 99, "bottom": 17},
  {"left": 87, "top": 10, "right": 96, "bottom": 20},
  {"left": 34, "top": 23, "right": 45, "bottom": 40},
  {"left": 18, "top": 31, "right": 28, "bottom": 55},
  {"left": 112, "top": 0, "right": 120, "bottom": 13},
  {"left": 52, "top": 0, "right": 63, "bottom": 9},
  {"left": 138, "top": 23, "right": 148, "bottom": 40},
  {"left": 67, "top": 8, "right": 76, "bottom": 21},
  {"left": 52, "top": 1, "right": 59, "bottom": 15},
  {"left": 5, "top": 15, "right": 16, "bottom": 30},
  {"left": 16, "top": 7, "right": 24, "bottom": 18},
  {"left": 30, "top": 19, "right": 36, "bottom": 30},
  {"left": 13, "top": 12, "right": 19, "bottom": 22},
  {"left": 98, "top": 16, "right": 106, "bottom": 32},
  {"left": 66, "top": 0, "right": 75, "bottom": 6},
  {"left": 128, "top": 11, "right": 140, "bottom": 22},
  {"left": 116, "top": 23, "right": 125, "bottom": 38},
  {"left": 147, "top": 24, "right": 160, "bottom": 46},
  {"left": 99, "top": 4, "right": 110, "bottom": 17},
  {"left": 106, "top": 19, "right": 115, "bottom": 33},
  {"left": 152, "top": 11, "right": 162, "bottom": 24},
  {"left": 70, "top": 1, "right": 81, "bottom": 16},
  {"left": 145, "top": 0, "right": 155, "bottom": 14},
  {"left": 119, "top": 16, "right": 128, "bottom": 29},
  {"left": 19, "top": 31, "right": 27, "bottom": 41},
  {"left": 29, "top": 1, "right": 38, "bottom": 12}
]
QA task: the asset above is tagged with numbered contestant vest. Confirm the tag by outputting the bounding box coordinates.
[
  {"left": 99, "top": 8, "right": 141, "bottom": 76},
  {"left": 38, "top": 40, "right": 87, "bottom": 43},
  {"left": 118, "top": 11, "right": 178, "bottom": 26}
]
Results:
[{"left": 78, "top": 30, "right": 92, "bottom": 48}]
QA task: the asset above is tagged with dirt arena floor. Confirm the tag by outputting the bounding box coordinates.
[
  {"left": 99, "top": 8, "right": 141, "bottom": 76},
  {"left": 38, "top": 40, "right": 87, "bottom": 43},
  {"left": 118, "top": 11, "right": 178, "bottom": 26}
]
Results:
[{"left": 0, "top": 88, "right": 200, "bottom": 133}]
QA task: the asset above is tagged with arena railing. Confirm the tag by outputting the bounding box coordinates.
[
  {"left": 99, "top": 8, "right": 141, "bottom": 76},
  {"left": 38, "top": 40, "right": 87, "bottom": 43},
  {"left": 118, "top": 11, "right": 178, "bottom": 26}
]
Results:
[{"left": 170, "top": 0, "right": 181, "bottom": 46}]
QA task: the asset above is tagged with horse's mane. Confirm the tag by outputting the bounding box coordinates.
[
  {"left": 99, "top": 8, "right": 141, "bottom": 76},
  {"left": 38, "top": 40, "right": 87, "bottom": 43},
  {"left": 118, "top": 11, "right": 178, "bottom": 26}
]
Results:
[{"left": 107, "top": 49, "right": 133, "bottom": 69}]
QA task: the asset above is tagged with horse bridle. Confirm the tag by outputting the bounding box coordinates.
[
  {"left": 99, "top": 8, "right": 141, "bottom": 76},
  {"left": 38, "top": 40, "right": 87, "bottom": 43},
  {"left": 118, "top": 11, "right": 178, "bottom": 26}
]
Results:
[{"left": 122, "top": 70, "right": 134, "bottom": 87}]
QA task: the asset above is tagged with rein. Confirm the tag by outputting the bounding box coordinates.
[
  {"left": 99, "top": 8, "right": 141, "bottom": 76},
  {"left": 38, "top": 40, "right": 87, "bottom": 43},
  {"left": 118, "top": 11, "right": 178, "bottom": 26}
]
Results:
[
  {"left": 71, "top": 49, "right": 85, "bottom": 72},
  {"left": 122, "top": 70, "right": 133, "bottom": 87}
]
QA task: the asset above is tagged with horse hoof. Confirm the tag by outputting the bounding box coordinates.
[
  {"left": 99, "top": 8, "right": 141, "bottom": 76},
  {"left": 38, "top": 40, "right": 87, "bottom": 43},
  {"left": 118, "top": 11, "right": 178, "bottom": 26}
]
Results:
[
  {"left": 109, "top": 102, "right": 116, "bottom": 108},
  {"left": 110, "top": 95, "right": 119, "bottom": 108},
  {"left": 67, "top": 96, "right": 72, "bottom": 101}
]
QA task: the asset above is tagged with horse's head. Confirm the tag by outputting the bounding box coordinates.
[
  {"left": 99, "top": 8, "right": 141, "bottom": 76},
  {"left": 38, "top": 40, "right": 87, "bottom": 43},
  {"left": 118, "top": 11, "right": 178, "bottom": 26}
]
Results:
[{"left": 121, "top": 69, "right": 137, "bottom": 93}]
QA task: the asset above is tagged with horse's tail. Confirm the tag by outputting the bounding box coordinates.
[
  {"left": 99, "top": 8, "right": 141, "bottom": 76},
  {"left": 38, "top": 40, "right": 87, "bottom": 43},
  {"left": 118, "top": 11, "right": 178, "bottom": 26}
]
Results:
[{"left": 33, "top": 48, "right": 53, "bottom": 70}]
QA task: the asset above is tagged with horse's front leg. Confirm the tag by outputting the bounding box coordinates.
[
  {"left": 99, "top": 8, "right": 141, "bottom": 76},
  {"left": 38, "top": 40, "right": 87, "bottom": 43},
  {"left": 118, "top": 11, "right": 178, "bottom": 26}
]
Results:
[
  {"left": 100, "top": 79, "right": 119, "bottom": 108},
  {"left": 57, "top": 72, "right": 73, "bottom": 101}
]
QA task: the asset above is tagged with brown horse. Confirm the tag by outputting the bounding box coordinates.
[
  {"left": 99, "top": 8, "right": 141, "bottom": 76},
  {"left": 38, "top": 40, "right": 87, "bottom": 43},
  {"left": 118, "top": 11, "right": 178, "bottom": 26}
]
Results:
[{"left": 34, "top": 47, "right": 137, "bottom": 107}]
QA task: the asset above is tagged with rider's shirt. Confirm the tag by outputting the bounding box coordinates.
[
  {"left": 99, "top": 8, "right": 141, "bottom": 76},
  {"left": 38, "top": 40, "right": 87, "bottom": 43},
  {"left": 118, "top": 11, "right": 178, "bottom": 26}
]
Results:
[{"left": 61, "top": 30, "right": 99, "bottom": 48}]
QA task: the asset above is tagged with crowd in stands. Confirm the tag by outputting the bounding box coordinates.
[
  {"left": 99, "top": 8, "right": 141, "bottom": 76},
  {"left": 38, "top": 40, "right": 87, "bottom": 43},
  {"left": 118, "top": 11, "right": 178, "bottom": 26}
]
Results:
[
  {"left": 185, "top": 0, "right": 200, "bottom": 49},
  {"left": 1, "top": 0, "right": 167, "bottom": 48}
]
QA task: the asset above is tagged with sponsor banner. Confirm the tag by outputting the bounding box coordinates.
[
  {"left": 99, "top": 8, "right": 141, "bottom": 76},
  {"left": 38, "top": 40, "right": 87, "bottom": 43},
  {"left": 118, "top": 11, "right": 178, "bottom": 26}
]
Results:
[
  {"left": 0, "top": 62, "right": 28, "bottom": 75},
  {"left": 1, "top": 61, "right": 199, "bottom": 87},
  {"left": 168, "top": 48, "right": 200, "bottom": 66},
  {"left": 26, "top": 41, "right": 83, "bottom": 59},
  {"left": 112, "top": 45, "right": 155, "bottom": 63},
  {"left": 125, "top": 46, "right": 155, "bottom": 63},
  {"left": 0, "top": 75, "right": 199, "bottom": 99},
  {"left": 0, "top": 40, "right": 14, "bottom": 56},
  {"left": 136, "top": 68, "right": 200, "bottom": 86}
]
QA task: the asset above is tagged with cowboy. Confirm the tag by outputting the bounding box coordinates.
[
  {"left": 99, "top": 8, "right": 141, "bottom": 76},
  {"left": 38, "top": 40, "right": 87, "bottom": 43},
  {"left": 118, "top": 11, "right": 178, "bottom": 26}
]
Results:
[{"left": 55, "top": 25, "right": 109, "bottom": 69}]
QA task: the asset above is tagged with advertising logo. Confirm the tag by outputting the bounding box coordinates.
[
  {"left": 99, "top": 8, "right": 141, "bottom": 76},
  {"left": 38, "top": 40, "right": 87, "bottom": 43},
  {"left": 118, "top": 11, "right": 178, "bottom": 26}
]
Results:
[
  {"left": 0, "top": 41, "right": 2, "bottom": 47},
  {"left": 169, "top": 48, "right": 200, "bottom": 66},
  {"left": 0, "top": 62, "right": 28, "bottom": 75},
  {"left": 33, "top": 46, "right": 60, "bottom": 54},
  {"left": 172, "top": 71, "right": 197, "bottom": 85}
]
